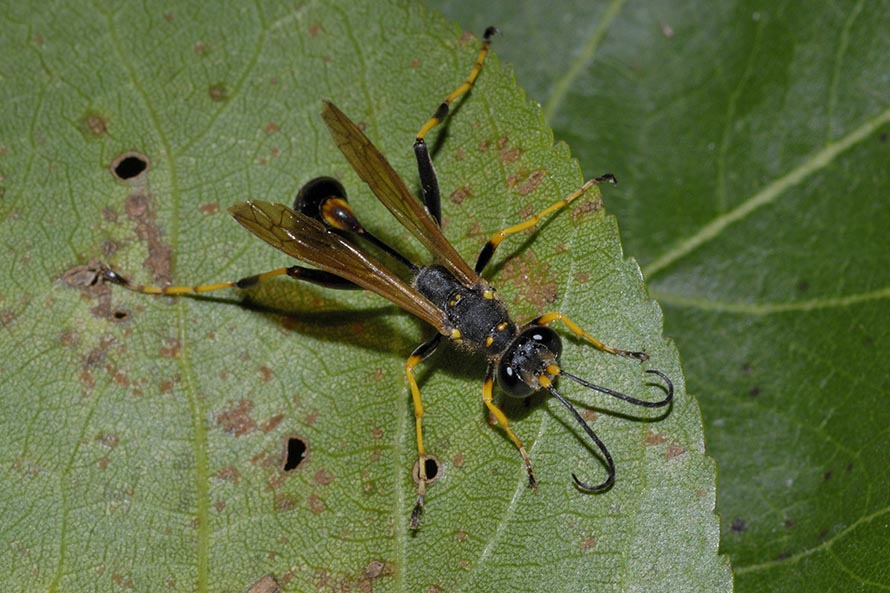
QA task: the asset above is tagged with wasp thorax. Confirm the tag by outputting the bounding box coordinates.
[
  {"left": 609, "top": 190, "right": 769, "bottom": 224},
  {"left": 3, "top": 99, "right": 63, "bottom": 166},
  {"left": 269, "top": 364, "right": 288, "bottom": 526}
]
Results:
[{"left": 497, "top": 326, "right": 563, "bottom": 398}]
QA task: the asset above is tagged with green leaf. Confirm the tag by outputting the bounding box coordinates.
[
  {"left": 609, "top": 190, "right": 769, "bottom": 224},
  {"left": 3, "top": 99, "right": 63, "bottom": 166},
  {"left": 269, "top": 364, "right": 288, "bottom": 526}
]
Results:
[
  {"left": 0, "top": 1, "right": 726, "bottom": 592},
  {"left": 432, "top": 0, "right": 890, "bottom": 591}
]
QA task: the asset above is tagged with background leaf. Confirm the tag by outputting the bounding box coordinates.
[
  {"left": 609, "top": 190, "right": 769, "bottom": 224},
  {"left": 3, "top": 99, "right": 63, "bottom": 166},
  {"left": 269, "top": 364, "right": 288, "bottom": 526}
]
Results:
[
  {"left": 0, "top": 1, "right": 728, "bottom": 592},
  {"left": 430, "top": 0, "right": 890, "bottom": 591}
]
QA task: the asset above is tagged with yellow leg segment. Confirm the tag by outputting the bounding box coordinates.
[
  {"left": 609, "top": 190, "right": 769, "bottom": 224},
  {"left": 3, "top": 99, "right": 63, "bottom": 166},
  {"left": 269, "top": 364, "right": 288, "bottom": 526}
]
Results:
[
  {"left": 535, "top": 311, "right": 649, "bottom": 361},
  {"left": 405, "top": 334, "right": 443, "bottom": 529},
  {"left": 102, "top": 266, "right": 290, "bottom": 295},
  {"left": 488, "top": 178, "right": 600, "bottom": 253},
  {"left": 416, "top": 26, "right": 496, "bottom": 142},
  {"left": 405, "top": 352, "right": 429, "bottom": 477},
  {"left": 482, "top": 365, "right": 537, "bottom": 491}
]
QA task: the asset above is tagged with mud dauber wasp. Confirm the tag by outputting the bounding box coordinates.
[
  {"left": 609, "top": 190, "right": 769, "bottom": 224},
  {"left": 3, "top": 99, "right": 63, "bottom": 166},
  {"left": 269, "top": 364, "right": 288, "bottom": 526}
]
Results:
[{"left": 101, "top": 27, "right": 673, "bottom": 528}]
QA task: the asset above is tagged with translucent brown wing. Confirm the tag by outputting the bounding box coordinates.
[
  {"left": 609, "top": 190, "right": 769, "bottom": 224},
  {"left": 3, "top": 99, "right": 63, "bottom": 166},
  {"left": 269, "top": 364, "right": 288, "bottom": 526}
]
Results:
[
  {"left": 321, "top": 100, "right": 479, "bottom": 287},
  {"left": 229, "top": 200, "right": 451, "bottom": 333}
]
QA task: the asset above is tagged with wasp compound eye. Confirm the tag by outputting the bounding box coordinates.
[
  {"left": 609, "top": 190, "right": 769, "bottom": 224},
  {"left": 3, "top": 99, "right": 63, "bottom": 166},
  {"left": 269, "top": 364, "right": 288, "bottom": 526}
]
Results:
[{"left": 497, "top": 326, "right": 563, "bottom": 398}]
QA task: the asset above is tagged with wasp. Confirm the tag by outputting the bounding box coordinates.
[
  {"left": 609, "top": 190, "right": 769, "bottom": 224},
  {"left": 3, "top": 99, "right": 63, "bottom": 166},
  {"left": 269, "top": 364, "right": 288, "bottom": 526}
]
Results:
[{"left": 102, "top": 27, "right": 673, "bottom": 528}]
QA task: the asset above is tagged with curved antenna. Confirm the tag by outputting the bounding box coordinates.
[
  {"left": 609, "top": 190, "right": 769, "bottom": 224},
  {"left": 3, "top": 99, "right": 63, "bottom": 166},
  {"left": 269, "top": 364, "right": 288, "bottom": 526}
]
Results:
[
  {"left": 545, "top": 370, "right": 674, "bottom": 492},
  {"left": 547, "top": 386, "right": 615, "bottom": 492},
  {"left": 560, "top": 369, "right": 673, "bottom": 408}
]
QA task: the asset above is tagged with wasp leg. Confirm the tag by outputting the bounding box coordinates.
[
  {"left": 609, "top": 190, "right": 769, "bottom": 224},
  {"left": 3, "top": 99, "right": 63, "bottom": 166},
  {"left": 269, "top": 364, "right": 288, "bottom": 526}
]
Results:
[
  {"left": 474, "top": 175, "right": 616, "bottom": 274},
  {"left": 414, "top": 26, "right": 497, "bottom": 224},
  {"left": 531, "top": 311, "right": 648, "bottom": 361},
  {"left": 101, "top": 264, "right": 360, "bottom": 295},
  {"left": 406, "top": 333, "right": 443, "bottom": 529},
  {"left": 482, "top": 363, "right": 537, "bottom": 492}
]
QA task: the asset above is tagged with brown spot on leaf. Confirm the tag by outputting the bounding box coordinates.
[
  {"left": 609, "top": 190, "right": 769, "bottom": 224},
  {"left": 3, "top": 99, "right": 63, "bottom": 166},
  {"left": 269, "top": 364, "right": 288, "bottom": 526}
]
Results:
[
  {"left": 645, "top": 430, "right": 667, "bottom": 445},
  {"left": 314, "top": 469, "right": 335, "bottom": 485},
  {"left": 365, "top": 560, "right": 389, "bottom": 580},
  {"left": 275, "top": 493, "right": 299, "bottom": 512},
  {"left": 308, "top": 23, "right": 323, "bottom": 37},
  {"left": 209, "top": 83, "right": 227, "bottom": 102},
  {"left": 304, "top": 409, "right": 318, "bottom": 426},
  {"left": 261, "top": 414, "right": 284, "bottom": 433},
  {"left": 60, "top": 329, "right": 79, "bottom": 347},
  {"left": 580, "top": 536, "right": 598, "bottom": 551},
  {"left": 307, "top": 494, "right": 326, "bottom": 514},
  {"left": 216, "top": 400, "right": 257, "bottom": 437},
  {"left": 80, "top": 111, "right": 109, "bottom": 138},
  {"left": 125, "top": 193, "right": 172, "bottom": 284},
  {"left": 159, "top": 338, "right": 180, "bottom": 358},
  {"left": 571, "top": 197, "right": 604, "bottom": 222},
  {"left": 199, "top": 202, "right": 219, "bottom": 215},
  {"left": 80, "top": 368, "right": 95, "bottom": 390},
  {"left": 245, "top": 575, "right": 281, "bottom": 593},
  {"left": 498, "top": 139, "right": 521, "bottom": 165},
  {"left": 264, "top": 121, "right": 280, "bottom": 135},
  {"left": 97, "top": 433, "right": 119, "bottom": 449},
  {"left": 452, "top": 452, "right": 465, "bottom": 468},
  {"left": 216, "top": 466, "right": 241, "bottom": 484},
  {"left": 112, "top": 573, "right": 134, "bottom": 589},
  {"left": 517, "top": 169, "right": 547, "bottom": 196},
  {"left": 193, "top": 41, "right": 208, "bottom": 56},
  {"left": 450, "top": 185, "right": 472, "bottom": 205},
  {"left": 84, "top": 340, "right": 110, "bottom": 367},
  {"left": 666, "top": 442, "right": 686, "bottom": 459},
  {"left": 214, "top": 501, "right": 226, "bottom": 512},
  {"left": 498, "top": 250, "right": 558, "bottom": 309}
]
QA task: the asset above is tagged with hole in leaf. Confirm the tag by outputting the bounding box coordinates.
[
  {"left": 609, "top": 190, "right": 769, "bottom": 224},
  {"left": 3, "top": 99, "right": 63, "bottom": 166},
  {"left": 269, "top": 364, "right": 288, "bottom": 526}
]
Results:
[
  {"left": 412, "top": 455, "right": 440, "bottom": 484},
  {"left": 111, "top": 152, "right": 149, "bottom": 181},
  {"left": 282, "top": 436, "right": 307, "bottom": 472},
  {"left": 111, "top": 309, "right": 129, "bottom": 321}
]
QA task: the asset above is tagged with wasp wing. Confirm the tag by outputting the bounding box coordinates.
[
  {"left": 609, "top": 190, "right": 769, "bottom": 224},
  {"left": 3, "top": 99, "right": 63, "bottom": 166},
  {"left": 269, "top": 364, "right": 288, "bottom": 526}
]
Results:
[
  {"left": 229, "top": 200, "right": 451, "bottom": 333},
  {"left": 321, "top": 100, "right": 479, "bottom": 287}
]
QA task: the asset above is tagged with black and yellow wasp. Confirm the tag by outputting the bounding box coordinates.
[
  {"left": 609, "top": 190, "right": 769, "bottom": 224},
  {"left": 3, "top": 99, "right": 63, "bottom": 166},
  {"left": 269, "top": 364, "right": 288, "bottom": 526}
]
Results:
[{"left": 102, "top": 28, "right": 672, "bottom": 528}]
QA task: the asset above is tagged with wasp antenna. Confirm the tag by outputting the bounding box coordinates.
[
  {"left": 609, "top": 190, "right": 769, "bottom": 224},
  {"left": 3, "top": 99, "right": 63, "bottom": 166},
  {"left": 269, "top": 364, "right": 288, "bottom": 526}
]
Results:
[
  {"left": 559, "top": 369, "right": 673, "bottom": 408},
  {"left": 547, "top": 386, "right": 615, "bottom": 492}
]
